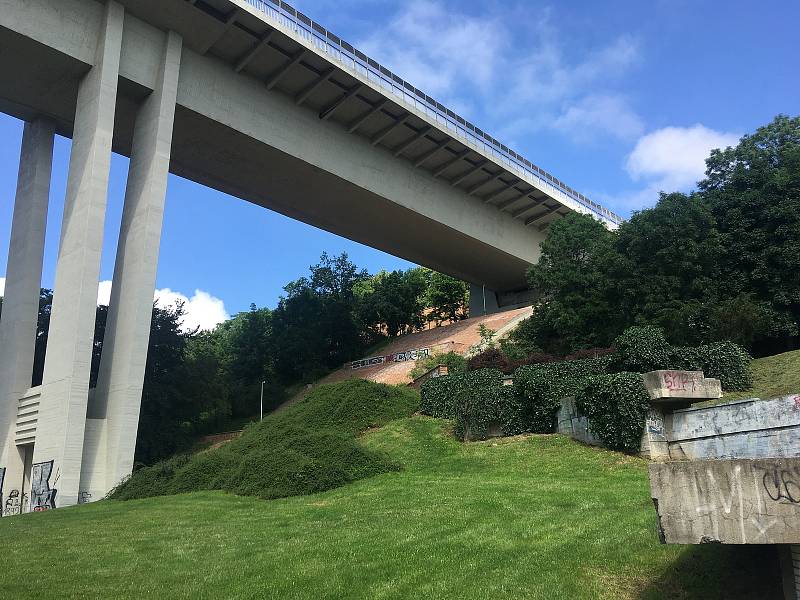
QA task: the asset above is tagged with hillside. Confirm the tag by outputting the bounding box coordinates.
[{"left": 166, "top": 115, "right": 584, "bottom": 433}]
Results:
[
  {"left": 112, "top": 380, "right": 419, "bottom": 501},
  {"left": 0, "top": 418, "right": 781, "bottom": 599},
  {"left": 721, "top": 348, "right": 800, "bottom": 402},
  {"left": 315, "top": 306, "right": 532, "bottom": 387}
]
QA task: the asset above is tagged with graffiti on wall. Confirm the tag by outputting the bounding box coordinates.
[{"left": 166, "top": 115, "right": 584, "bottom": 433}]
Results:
[
  {"left": 0, "top": 467, "right": 4, "bottom": 516},
  {"left": 78, "top": 491, "right": 92, "bottom": 504},
  {"left": 351, "top": 355, "right": 387, "bottom": 370},
  {"left": 762, "top": 467, "right": 800, "bottom": 505},
  {"left": 30, "top": 461, "right": 58, "bottom": 512},
  {"left": 661, "top": 370, "right": 703, "bottom": 392},
  {"left": 351, "top": 347, "right": 431, "bottom": 369},
  {"left": 4, "top": 490, "right": 22, "bottom": 516}
]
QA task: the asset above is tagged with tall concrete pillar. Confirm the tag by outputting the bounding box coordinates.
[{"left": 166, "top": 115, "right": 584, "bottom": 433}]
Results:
[
  {"left": 32, "top": 0, "right": 124, "bottom": 509},
  {"left": 469, "top": 283, "right": 500, "bottom": 317},
  {"left": 87, "top": 31, "right": 183, "bottom": 496},
  {"left": 0, "top": 119, "right": 55, "bottom": 515}
]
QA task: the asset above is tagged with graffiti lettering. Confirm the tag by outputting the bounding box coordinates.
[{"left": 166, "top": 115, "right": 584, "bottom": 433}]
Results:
[
  {"left": 392, "top": 348, "right": 430, "bottom": 362},
  {"left": 762, "top": 468, "right": 800, "bottom": 504},
  {"left": 662, "top": 371, "right": 699, "bottom": 392},
  {"left": 351, "top": 356, "right": 386, "bottom": 370},
  {"left": 793, "top": 395, "right": 800, "bottom": 411},
  {"left": 4, "top": 489, "right": 22, "bottom": 516},
  {"left": 351, "top": 348, "right": 431, "bottom": 369},
  {"left": 646, "top": 410, "right": 665, "bottom": 436},
  {"left": 30, "top": 461, "right": 57, "bottom": 512},
  {"left": 78, "top": 491, "right": 92, "bottom": 504}
]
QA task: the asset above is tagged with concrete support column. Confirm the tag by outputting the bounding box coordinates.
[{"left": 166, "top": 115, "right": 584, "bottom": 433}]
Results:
[
  {"left": 0, "top": 119, "right": 55, "bottom": 515},
  {"left": 32, "top": 1, "right": 124, "bottom": 510},
  {"left": 88, "top": 31, "right": 183, "bottom": 496},
  {"left": 469, "top": 283, "right": 500, "bottom": 317}
]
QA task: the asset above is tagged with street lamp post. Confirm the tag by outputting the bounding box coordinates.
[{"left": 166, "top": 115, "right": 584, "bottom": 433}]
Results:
[{"left": 260, "top": 380, "right": 265, "bottom": 421}]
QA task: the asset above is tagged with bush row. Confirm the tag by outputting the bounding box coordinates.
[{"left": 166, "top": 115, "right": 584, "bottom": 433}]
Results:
[
  {"left": 422, "top": 357, "right": 611, "bottom": 440},
  {"left": 611, "top": 326, "right": 752, "bottom": 391},
  {"left": 422, "top": 325, "right": 752, "bottom": 449}
]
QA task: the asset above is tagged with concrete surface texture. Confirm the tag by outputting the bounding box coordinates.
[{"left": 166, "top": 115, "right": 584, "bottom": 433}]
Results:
[
  {"left": 667, "top": 395, "right": 800, "bottom": 461},
  {"left": 649, "top": 458, "right": 800, "bottom": 545}
]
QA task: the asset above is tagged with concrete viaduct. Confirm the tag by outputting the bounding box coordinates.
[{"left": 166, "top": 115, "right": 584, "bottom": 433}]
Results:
[{"left": 0, "top": 0, "right": 621, "bottom": 512}]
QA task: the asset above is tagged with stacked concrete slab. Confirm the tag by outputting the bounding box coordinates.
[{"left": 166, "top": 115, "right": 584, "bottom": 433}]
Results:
[{"left": 642, "top": 371, "right": 800, "bottom": 600}]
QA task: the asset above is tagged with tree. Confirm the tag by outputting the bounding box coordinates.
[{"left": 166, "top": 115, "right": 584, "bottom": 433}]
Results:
[
  {"left": 701, "top": 115, "right": 800, "bottom": 352},
  {"left": 424, "top": 269, "right": 469, "bottom": 325},
  {"left": 523, "top": 212, "right": 621, "bottom": 354}
]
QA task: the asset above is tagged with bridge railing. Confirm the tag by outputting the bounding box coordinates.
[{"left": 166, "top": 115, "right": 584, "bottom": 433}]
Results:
[{"left": 242, "top": 0, "right": 623, "bottom": 226}]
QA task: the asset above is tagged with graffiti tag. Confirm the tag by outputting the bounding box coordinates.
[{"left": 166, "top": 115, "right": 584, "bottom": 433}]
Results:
[
  {"left": 78, "top": 491, "right": 93, "bottom": 504},
  {"left": 762, "top": 468, "right": 800, "bottom": 504},
  {"left": 30, "top": 461, "right": 57, "bottom": 512},
  {"left": 662, "top": 371, "right": 699, "bottom": 392},
  {"left": 4, "top": 489, "right": 22, "bottom": 516},
  {"left": 793, "top": 395, "right": 800, "bottom": 411}
]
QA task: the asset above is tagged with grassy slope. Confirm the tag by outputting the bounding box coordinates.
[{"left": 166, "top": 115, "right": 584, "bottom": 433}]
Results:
[
  {"left": 112, "top": 379, "right": 419, "bottom": 501},
  {"left": 0, "top": 418, "right": 780, "bottom": 599},
  {"left": 722, "top": 348, "right": 800, "bottom": 402}
]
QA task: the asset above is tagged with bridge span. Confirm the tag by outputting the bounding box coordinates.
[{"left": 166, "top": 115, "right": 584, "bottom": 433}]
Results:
[{"left": 0, "top": 0, "right": 620, "bottom": 511}]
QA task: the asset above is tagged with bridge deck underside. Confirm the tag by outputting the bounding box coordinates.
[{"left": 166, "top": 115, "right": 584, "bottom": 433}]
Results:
[{"left": 0, "top": 0, "right": 556, "bottom": 290}]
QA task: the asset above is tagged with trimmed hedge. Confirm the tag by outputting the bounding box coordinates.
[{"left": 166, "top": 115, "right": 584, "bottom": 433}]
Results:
[
  {"left": 420, "top": 368, "right": 504, "bottom": 419},
  {"left": 513, "top": 357, "right": 611, "bottom": 433},
  {"left": 453, "top": 378, "right": 521, "bottom": 441},
  {"left": 575, "top": 373, "right": 651, "bottom": 452},
  {"left": 612, "top": 326, "right": 752, "bottom": 392},
  {"left": 610, "top": 326, "right": 672, "bottom": 373},
  {"left": 671, "top": 341, "right": 753, "bottom": 391}
]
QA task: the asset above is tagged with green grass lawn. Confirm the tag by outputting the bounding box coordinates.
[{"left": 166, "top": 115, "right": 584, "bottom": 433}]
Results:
[
  {"left": 0, "top": 417, "right": 781, "bottom": 599},
  {"left": 721, "top": 348, "right": 800, "bottom": 402}
]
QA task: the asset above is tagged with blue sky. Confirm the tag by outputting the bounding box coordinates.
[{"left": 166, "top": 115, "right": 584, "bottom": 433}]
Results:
[{"left": 0, "top": 0, "right": 798, "bottom": 327}]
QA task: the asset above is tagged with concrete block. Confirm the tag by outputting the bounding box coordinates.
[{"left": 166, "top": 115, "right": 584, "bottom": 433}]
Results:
[
  {"left": 650, "top": 458, "right": 800, "bottom": 545},
  {"left": 643, "top": 370, "right": 722, "bottom": 403}
]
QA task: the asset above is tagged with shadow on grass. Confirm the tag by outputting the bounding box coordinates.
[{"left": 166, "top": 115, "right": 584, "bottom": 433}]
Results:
[{"left": 638, "top": 544, "right": 783, "bottom": 599}]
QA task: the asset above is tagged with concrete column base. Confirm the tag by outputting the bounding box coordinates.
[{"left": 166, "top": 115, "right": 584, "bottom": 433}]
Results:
[{"left": 781, "top": 545, "right": 800, "bottom": 600}]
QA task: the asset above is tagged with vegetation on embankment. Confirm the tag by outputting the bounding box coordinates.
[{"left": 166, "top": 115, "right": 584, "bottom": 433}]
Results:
[
  {"left": 0, "top": 419, "right": 782, "bottom": 599},
  {"left": 111, "top": 379, "right": 419, "bottom": 501},
  {"left": 720, "top": 348, "right": 800, "bottom": 402}
]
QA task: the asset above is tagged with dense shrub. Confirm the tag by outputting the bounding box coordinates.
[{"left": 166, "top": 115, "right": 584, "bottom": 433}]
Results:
[
  {"left": 684, "top": 341, "right": 752, "bottom": 391},
  {"left": 467, "top": 348, "right": 510, "bottom": 373},
  {"left": 612, "top": 326, "right": 752, "bottom": 391},
  {"left": 610, "top": 326, "right": 672, "bottom": 373},
  {"left": 453, "top": 374, "right": 521, "bottom": 441},
  {"left": 513, "top": 357, "right": 611, "bottom": 433},
  {"left": 575, "top": 373, "right": 651, "bottom": 452},
  {"left": 410, "top": 350, "right": 467, "bottom": 380},
  {"left": 564, "top": 348, "right": 615, "bottom": 362},
  {"left": 420, "top": 369, "right": 505, "bottom": 419},
  {"left": 112, "top": 380, "right": 419, "bottom": 501}
]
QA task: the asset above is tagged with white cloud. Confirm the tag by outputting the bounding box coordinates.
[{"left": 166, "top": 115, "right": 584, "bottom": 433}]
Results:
[
  {"left": 96, "top": 280, "right": 229, "bottom": 332},
  {"left": 553, "top": 94, "right": 644, "bottom": 142},
  {"left": 355, "top": 1, "right": 642, "bottom": 144},
  {"left": 0, "top": 277, "right": 5, "bottom": 297},
  {"left": 602, "top": 124, "right": 740, "bottom": 211},
  {"left": 626, "top": 124, "right": 739, "bottom": 189},
  {"left": 154, "top": 288, "right": 229, "bottom": 332}
]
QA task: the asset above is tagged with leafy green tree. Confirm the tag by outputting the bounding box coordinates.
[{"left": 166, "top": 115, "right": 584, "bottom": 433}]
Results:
[
  {"left": 424, "top": 269, "right": 469, "bottom": 325},
  {"left": 701, "top": 115, "right": 800, "bottom": 351},
  {"left": 523, "top": 212, "right": 621, "bottom": 354}
]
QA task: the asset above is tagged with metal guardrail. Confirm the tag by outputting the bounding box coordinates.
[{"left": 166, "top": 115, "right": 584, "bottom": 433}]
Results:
[{"left": 241, "top": 0, "right": 623, "bottom": 226}]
